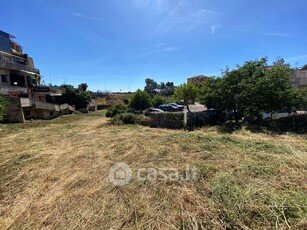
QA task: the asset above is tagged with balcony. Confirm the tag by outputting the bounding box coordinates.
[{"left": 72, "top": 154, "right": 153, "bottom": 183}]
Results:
[{"left": 0, "top": 51, "right": 40, "bottom": 74}]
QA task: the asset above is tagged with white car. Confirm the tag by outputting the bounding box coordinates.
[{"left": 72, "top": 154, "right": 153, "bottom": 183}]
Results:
[{"left": 262, "top": 108, "right": 297, "bottom": 121}]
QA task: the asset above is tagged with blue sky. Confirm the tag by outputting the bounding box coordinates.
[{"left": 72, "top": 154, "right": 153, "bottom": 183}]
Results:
[{"left": 1, "top": 0, "right": 307, "bottom": 92}]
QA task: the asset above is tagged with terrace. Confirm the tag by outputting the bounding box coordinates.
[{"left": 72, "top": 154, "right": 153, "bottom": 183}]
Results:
[{"left": 0, "top": 51, "right": 40, "bottom": 74}]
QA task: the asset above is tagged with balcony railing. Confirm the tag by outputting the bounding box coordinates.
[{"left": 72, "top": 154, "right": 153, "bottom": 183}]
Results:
[{"left": 0, "top": 51, "right": 40, "bottom": 74}]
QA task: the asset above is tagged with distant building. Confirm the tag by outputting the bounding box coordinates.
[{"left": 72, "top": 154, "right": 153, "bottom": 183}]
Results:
[
  {"left": 0, "top": 30, "right": 74, "bottom": 122},
  {"left": 264, "top": 64, "right": 291, "bottom": 70},
  {"left": 291, "top": 65, "right": 307, "bottom": 88},
  {"left": 187, "top": 75, "right": 210, "bottom": 84}
]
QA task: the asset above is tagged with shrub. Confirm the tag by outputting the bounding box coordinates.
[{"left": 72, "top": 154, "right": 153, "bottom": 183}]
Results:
[
  {"left": 110, "top": 113, "right": 141, "bottom": 125},
  {"left": 106, "top": 105, "right": 127, "bottom": 118},
  {"left": 129, "top": 90, "right": 152, "bottom": 111},
  {"left": 152, "top": 95, "right": 167, "bottom": 107},
  {"left": 97, "top": 104, "right": 108, "bottom": 110}
]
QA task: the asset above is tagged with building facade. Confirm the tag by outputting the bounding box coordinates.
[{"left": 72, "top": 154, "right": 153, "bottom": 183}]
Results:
[
  {"left": 0, "top": 30, "right": 74, "bottom": 122},
  {"left": 291, "top": 65, "right": 307, "bottom": 88},
  {"left": 187, "top": 75, "right": 210, "bottom": 85}
]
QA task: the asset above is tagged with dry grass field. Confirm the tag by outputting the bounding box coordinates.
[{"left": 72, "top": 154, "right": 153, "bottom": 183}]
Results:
[{"left": 0, "top": 111, "right": 306, "bottom": 229}]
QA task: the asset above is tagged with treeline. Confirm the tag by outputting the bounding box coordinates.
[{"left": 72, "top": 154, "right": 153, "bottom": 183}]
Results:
[
  {"left": 144, "top": 78, "right": 176, "bottom": 96},
  {"left": 121, "top": 57, "right": 307, "bottom": 122}
]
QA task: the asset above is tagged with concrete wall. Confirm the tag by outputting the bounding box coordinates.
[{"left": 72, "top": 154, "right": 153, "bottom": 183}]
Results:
[
  {"left": 297, "top": 70, "right": 307, "bottom": 78},
  {"left": 4, "top": 97, "right": 25, "bottom": 123},
  {"left": 187, "top": 111, "right": 211, "bottom": 129},
  {"left": 148, "top": 111, "right": 220, "bottom": 129},
  {"left": 32, "top": 93, "right": 47, "bottom": 102}
]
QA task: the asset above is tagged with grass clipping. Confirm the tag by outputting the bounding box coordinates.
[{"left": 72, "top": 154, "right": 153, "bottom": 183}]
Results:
[{"left": 0, "top": 111, "right": 306, "bottom": 229}]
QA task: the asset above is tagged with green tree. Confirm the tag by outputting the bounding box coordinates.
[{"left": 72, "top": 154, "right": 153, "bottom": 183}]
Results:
[
  {"left": 201, "top": 58, "right": 304, "bottom": 122},
  {"left": 79, "top": 83, "right": 88, "bottom": 92},
  {"left": 162, "top": 81, "right": 176, "bottom": 96},
  {"left": 152, "top": 95, "right": 167, "bottom": 107},
  {"left": 144, "top": 78, "right": 158, "bottom": 94},
  {"left": 173, "top": 83, "right": 198, "bottom": 112},
  {"left": 0, "top": 96, "right": 6, "bottom": 121},
  {"left": 298, "top": 87, "right": 307, "bottom": 110},
  {"left": 75, "top": 91, "right": 91, "bottom": 110},
  {"left": 129, "top": 89, "right": 152, "bottom": 111},
  {"left": 60, "top": 84, "right": 91, "bottom": 110},
  {"left": 60, "top": 84, "right": 77, "bottom": 105},
  {"left": 255, "top": 64, "right": 303, "bottom": 118}
]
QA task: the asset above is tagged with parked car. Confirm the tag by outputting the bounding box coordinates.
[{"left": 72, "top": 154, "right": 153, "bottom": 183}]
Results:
[
  {"left": 225, "top": 109, "right": 235, "bottom": 119},
  {"left": 170, "top": 103, "right": 184, "bottom": 111},
  {"left": 158, "top": 104, "right": 179, "bottom": 112},
  {"left": 144, "top": 108, "right": 164, "bottom": 116},
  {"left": 262, "top": 108, "right": 297, "bottom": 121}
]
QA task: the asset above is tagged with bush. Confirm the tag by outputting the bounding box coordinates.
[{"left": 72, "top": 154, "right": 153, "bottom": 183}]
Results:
[
  {"left": 97, "top": 104, "right": 109, "bottom": 110},
  {"left": 152, "top": 95, "right": 167, "bottom": 107},
  {"left": 106, "top": 105, "right": 127, "bottom": 118},
  {"left": 129, "top": 90, "right": 152, "bottom": 111},
  {"left": 110, "top": 113, "right": 141, "bottom": 125}
]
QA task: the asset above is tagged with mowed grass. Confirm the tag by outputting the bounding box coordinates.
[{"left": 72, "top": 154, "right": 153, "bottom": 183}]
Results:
[{"left": 0, "top": 111, "right": 306, "bottom": 229}]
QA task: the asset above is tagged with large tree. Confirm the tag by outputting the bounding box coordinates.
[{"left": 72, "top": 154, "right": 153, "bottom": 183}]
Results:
[
  {"left": 60, "top": 84, "right": 91, "bottom": 110},
  {"left": 173, "top": 83, "right": 198, "bottom": 112},
  {"left": 144, "top": 78, "right": 158, "bottom": 94},
  {"left": 202, "top": 58, "right": 303, "bottom": 122}
]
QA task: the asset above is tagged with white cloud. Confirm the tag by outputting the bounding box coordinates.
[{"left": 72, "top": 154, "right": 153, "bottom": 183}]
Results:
[
  {"left": 236, "top": 29, "right": 296, "bottom": 38},
  {"left": 156, "top": 4, "right": 220, "bottom": 34},
  {"left": 264, "top": 32, "right": 296, "bottom": 38},
  {"left": 156, "top": 43, "right": 181, "bottom": 52}
]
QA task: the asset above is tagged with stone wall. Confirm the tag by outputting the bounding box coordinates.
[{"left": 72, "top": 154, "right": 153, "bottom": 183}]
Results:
[
  {"left": 149, "top": 112, "right": 184, "bottom": 129},
  {"left": 148, "top": 111, "right": 222, "bottom": 129}
]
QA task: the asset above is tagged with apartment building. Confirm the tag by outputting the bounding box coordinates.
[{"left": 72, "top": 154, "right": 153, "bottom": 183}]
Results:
[{"left": 0, "top": 30, "right": 74, "bottom": 122}]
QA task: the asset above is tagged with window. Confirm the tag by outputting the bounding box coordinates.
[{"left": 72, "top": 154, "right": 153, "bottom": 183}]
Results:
[
  {"left": 9, "top": 74, "right": 26, "bottom": 87},
  {"left": 1, "top": 75, "right": 7, "bottom": 83}
]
